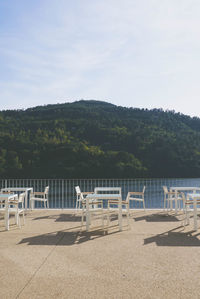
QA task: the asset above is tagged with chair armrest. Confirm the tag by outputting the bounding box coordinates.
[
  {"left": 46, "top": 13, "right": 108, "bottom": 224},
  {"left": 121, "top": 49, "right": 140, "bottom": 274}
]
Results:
[
  {"left": 128, "top": 192, "right": 143, "bottom": 196},
  {"left": 9, "top": 200, "right": 18, "bottom": 204},
  {"left": 167, "top": 191, "right": 177, "bottom": 196},
  {"left": 1, "top": 191, "right": 14, "bottom": 194},
  {"left": 32, "top": 192, "right": 45, "bottom": 196},
  {"left": 82, "top": 192, "right": 94, "bottom": 195}
]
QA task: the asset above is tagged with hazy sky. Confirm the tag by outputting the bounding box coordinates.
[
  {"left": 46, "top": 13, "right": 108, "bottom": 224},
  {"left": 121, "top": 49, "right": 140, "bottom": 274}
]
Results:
[{"left": 0, "top": 0, "right": 200, "bottom": 116}]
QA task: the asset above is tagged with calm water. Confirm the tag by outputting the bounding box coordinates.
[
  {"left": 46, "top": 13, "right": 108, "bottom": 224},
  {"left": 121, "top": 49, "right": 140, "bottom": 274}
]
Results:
[{"left": 1, "top": 178, "right": 200, "bottom": 209}]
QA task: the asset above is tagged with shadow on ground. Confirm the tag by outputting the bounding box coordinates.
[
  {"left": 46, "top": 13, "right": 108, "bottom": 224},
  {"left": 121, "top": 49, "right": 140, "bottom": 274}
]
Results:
[
  {"left": 18, "top": 225, "right": 121, "bottom": 246},
  {"left": 32, "top": 213, "right": 120, "bottom": 223},
  {"left": 133, "top": 212, "right": 181, "bottom": 222},
  {"left": 32, "top": 213, "right": 82, "bottom": 222},
  {"left": 144, "top": 227, "right": 200, "bottom": 246}
]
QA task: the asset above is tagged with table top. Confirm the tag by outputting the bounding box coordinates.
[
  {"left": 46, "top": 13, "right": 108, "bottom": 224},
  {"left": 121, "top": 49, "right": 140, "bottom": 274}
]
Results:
[
  {"left": 94, "top": 187, "right": 121, "bottom": 192},
  {"left": 86, "top": 193, "right": 122, "bottom": 200},
  {"left": 187, "top": 193, "right": 200, "bottom": 199},
  {"left": 0, "top": 193, "right": 18, "bottom": 200},
  {"left": 1, "top": 187, "right": 33, "bottom": 192},
  {"left": 170, "top": 187, "right": 200, "bottom": 191}
]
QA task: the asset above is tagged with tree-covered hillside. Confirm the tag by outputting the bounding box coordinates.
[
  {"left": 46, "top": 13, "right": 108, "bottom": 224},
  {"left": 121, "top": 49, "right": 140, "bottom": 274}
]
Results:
[{"left": 0, "top": 100, "right": 200, "bottom": 178}]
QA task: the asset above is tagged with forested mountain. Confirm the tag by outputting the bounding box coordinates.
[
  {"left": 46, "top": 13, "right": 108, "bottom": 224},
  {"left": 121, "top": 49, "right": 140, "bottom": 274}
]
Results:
[{"left": 0, "top": 100, "right": 200, "bottom": 178}]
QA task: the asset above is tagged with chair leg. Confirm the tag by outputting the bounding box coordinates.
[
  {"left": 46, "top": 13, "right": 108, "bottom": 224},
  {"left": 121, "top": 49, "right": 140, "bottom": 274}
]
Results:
[
  {"left": 31, "top": 199, "right": 34, "bottom": 210},
  {"left": 107, "top": 202, "right": 110, "bottom": 228},
  {"left": 15, "top": 210, "right": 19, "bottom": 226},
  {"left": 81, "top": 205, "right": 84, "bottom": 230},
  {"left": 101, "top": 202, "right": 104, "bottom": 231},
  {"left": 170, "top": 199, "right": 172, "bottom": 211},
  {"left": 186, "top": 204, "right": 190, "bottom": 225},
  {"left": 143, "top": 198, "right": 146, "bottom": 211},
  {"left": 18, "top": 214, "right": 21, "bottom": 228},
  {"left": 23, "top": 210, "right": 25, "bottom": 225},
  {"left": 127, "top": 204, "right": 130, "bottom": 227},
  {"left": 183, "top": 203, "right": 187, "bottom": 227},
  {"left": 89, "top": 210, "right": 91, "bottom": 225},
  {"left": 21, "top": 202, "right": 25, "bottom": 226},
  {"left": 167, "top": 199, "right": 169, "bottom": 212}
]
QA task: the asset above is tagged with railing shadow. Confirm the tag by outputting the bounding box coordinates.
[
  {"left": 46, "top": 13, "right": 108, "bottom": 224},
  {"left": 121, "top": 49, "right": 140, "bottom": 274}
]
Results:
[{"left": 144, "top": 227, "right": 200, "bottom": 246}]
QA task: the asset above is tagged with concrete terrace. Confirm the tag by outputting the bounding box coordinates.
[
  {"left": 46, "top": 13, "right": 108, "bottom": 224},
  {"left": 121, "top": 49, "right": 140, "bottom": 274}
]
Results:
[{"left": 1, "top": 209, "right": 200, "bottom": 299}]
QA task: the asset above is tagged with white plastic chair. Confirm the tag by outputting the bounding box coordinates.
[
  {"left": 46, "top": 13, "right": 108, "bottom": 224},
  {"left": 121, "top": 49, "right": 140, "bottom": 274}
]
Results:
[
  {"left": 0, "top": 192, "right": 25, "bottom": 228},
  {"left": 30, "top": 186, "right": 49, "bottom": 209},
  {"left": 182, "top": 192, "right": 200, "bottom": 228},
  {"left": 127, "top": 186, "right": 146, "bottom": 210},
  {"left": 107, "top": 196, "right": 130, "bottom": 226},
  {"left": 9, "top": 192, "right": 26, "bottom": 227},
  {"left": 163, "top": 186, "right": 183, "bottom": 211},
  {"left": 75, "top": 186, "right": 104, "bottom": 230},
  {"left": 75, "top": 186, "right": 94, "bottom": 211}
]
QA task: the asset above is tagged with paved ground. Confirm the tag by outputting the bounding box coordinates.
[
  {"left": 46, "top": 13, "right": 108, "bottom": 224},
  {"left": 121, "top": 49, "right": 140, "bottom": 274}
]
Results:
[{"left": 1, "top": 209, "right": 200, "bottom": 299}]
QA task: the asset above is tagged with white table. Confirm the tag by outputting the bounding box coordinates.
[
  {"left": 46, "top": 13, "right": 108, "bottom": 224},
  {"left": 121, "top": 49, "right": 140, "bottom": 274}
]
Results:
[
  {"left": 86, "top": 187, "right": 122, "bottom": 232},
  {"left": 1, "top": 187, "right": 33, "bottom": 211},
  {"left": 186, "top": 193, "right": 200, "bottom": 231},
  {"left": 170, "top": 187, "right": 200, "bottom": 214},
  {"left": 0, "top": 193, "right": 18, "bottom": 230}
]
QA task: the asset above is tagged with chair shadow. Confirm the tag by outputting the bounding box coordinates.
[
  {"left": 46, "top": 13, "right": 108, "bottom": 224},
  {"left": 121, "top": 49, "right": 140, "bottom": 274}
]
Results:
[
  {"left": 32, "top": 213, "right": 82, "bottom": 222},
  {"left": 18, "top": 225, "right": 121, "bottom": 246},
  {"left": 133, "top": 212, "right": 181, "bottom": 222},
  {"left": 33, "top": 213, "right": 123, "bottom": 223},
  {"left": 144, "top": 227, "right": 200, "bottom": 247}
]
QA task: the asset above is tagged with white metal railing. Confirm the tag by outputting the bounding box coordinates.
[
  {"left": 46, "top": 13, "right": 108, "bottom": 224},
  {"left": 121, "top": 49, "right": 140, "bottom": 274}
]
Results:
[{"left": 0, "top": 178, "right": 200, "bottom": 209}]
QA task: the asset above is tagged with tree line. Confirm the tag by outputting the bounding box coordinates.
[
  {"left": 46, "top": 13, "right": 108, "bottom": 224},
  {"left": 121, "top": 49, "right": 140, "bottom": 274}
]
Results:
[{"left": 0, "top": 100, "right": 200, "bottom": 178}]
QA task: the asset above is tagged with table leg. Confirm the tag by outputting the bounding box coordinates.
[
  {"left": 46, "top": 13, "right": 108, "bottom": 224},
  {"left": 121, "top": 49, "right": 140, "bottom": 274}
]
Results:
[
  {"left": 118, "top": 197, "right": 122, "bottom": 231},
  {"left": 175, "top": 190, "right": 178, "bottom": 214},
  {"left": 86, "top": 198, "right": 90, "bottom": 231},
  {"left": 25, "top": 190, "right": 28, "bottom": 211},
  {"left": 5, "top": 199, "right": 9, "bottom": 231},
  {"left": 186, "top": 194, "right": 189, "bottom": 225},
  {"left": 193, "top": 198, "right": 198, "bottom": 231}
]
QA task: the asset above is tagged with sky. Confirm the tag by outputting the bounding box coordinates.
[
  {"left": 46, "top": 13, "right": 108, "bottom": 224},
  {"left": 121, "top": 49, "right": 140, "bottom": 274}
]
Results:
[{"left": 0, "top": 0, "right": 200, "bottom": 117}]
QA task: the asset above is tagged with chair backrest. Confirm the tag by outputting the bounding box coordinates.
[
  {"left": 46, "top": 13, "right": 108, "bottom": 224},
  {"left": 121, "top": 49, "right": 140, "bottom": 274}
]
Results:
[
  {"left": 125, "top": 186, "right": 145, "bottom": 202},
  {"left": 142, "top": 186, "right": 146, "bottom": 194},
  {"left": 163, "top": 186, "right": 168, "bottom": 194},
  {"left": 75, "top": 186, "right": 81, "bottom": 195},
  {"left": 75, "top": 186, "right": 84, "bottom": 201},
  {"left": 180, "top": 192, "right": 185, "bottom": 202},
  {"left": 44, "top": 186, "right": 49, "bottom": 198},
  {"left": 18, "top": 192, "right": 25, "bottom": 203}
]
